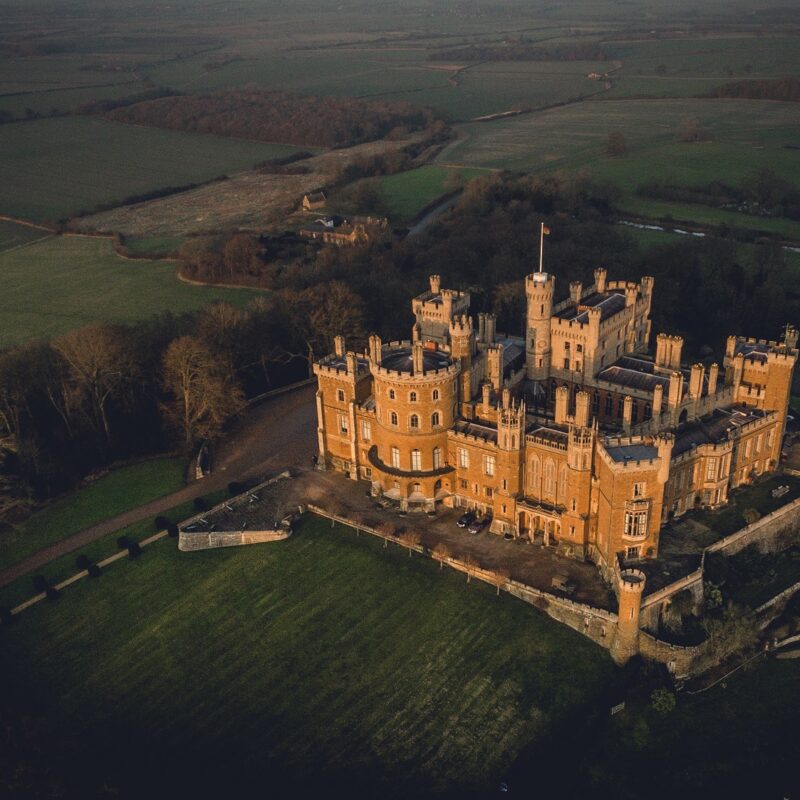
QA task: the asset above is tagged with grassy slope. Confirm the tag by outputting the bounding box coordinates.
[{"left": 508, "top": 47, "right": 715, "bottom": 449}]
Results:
[
  {"left": 0, "top": 219, "right": 51, "bottom": 252},
  {"left": 0, "top": 515, "right": 614, "bottom": 796},
  {"left": 0, "top": 457, "right": 186, "bottom": 572},
  {"left": 0, "top": 235, "right": 259, "bottom": 347},
  {"left": 0, "top": 116, "right": 303, "bottom": 222},
  {"left": 378, "top": 165, "right": 489, "bottom": 222}
]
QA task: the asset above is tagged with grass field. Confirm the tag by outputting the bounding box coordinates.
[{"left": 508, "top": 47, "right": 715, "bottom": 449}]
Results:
[
  {"left": 0, "top": 235, "right": 259, "bottom": 347},
  {"left": 0, "top": 219, "right": 52, "bottom": 252},
  {"left": 377, "top": 165, "right": 490, "bottom": 223},
  {"left": 0, "top": 514, "right": 615, "bottom": 796},
  {"left": 0, "top": 116, "right": 304, "bottom": 223},
  {"left": 0, "top": 457, "right": 186, "bottom": 573}
]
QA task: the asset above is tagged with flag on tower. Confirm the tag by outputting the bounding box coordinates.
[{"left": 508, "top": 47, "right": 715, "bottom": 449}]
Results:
[{"left": 542, "top": 225, "right": 551, "bottom": 235}]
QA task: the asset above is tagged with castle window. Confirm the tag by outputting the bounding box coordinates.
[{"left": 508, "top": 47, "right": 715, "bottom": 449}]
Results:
[
  {"left": 484, "top": 455, "right": 495, "bottom": 477},
  {"left": 744, "top": 439, "right": 751, "bottom": 458},
  {"left": 575, "top": 361, "right": 582, "bottom": 372},
  {"left": 543, "top": 459, "right": 555, "bottom": 494},
  {"left": 485, "top": 486, "right": 493, "bottom": 498},
  {"left": 563, "top": 357, "right": 570, "bottom": 370},
  {"left": 338, "top": 415, "right": 348, "bottom": 434},
  {"left": 433, "top": 447, "right": 442, "bottom": 469},
  {"left": 631, "top": 401, "right": 638, "bottom": 424},
  {"left": 564, "top": 341, "right": 570, "bottom": 351},
  {"left": 576, "top": 344, "right": 583, "bottom": 353},
  {"left": 432, "top": 389, "right": 439, "bottom": 401},
  {"left": 409, "top": 414, "right": 419, "bottom": 429},
  {"left": 605, "top": 395, "right": 612, "bottom": 415},
  {"left": 600, "top": 355, "right": 605, "bottom": 367},
  {"left": 558, "top": 464, "right": 567, "bottom": 499},
  {"left": 755, "top": 434, "right": 762, "bottom": 454},
  {"left": 388, "top": 389, "right": 395, "bottom": 400},
  {"left": 592, "top": 392, "right": 599, "bottom": 413},
  {"left": 617, "top": 398, "right": 623, "bottom": 417},
  {"left": 361, "top": 420, "right": 371, "bottom": 441},
  {"left": 460, "top": 479, "right": 468, "bottom": 489},
  {"left": 624, "top": 510, "right": 648, "bottom": 538},
  {"left": 409, "top": 391, "right": 417, "bottom": 403},
  {"left": 458, "top": 448, "right": 469, "bottom": 468},
  {"left": 572, "top": 498, "right": 577, "bottom": 512},
  {"left": 431, "top": 411, "right": 441, "bottom": 427},
  {"left": 767, "top": 429, "right": 774, "bottom": 448},
  {"left": 626, "top": 546, "right": 640, "bottom": 561},
  {"left": 633, "top": 481, "right": 646, "bottom": 497},
  {"left": 391, "top": 447, "right": 400, "bottom": 468},
  {"left": 570, "top": 525, "right": 575, "bottom": 536},
  {"left": 706, "top": 458, "right": 717, "bottom": 481},
  {"left": 529, "top": 457, "right": 540, "bottom": 489},
  {"left": 337, "top": 389, "right": 345, "bottom": 402},
  {"left": 411, "top": 449, "right": 422, "bottom": 471},
  {"left": 644, "top": 403, "right": 651, "bottom": 420},
  {"left": 390, "top": 411, "right": 398, "bottom": 426}
]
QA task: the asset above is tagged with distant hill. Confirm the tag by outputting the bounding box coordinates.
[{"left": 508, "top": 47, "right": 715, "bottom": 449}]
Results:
[
  {"left": 704, "top": 77, "right": 800, "bottom": 101},
  {"left": 103, "top": 90, "right": 439, "bottom": 148}
]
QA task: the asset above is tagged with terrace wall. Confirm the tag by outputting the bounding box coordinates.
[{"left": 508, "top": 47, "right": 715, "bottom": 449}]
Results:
[
  {"left": 178, "top": 528, "right": 290, "bottom": 552},
  {"left": 706, "top": 497, "right": 800, "bottom": 556}
]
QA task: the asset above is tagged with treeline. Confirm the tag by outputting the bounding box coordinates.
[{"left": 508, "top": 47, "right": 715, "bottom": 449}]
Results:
[
  {"left": 104, "top": 90, "right": 440, "bottom": 148},
  {"left": 428, "top": 42, "right": 608, "bottom": 62},
  {"left": 76, "top": 87, "right": 180, "bottom": 115},
  {"left": 0, "top": 287, "right": 365, "bottom": 498},
  {"left": 705, "top": 77, "right": 800, "bottom": 101},
  {"left": 637, "top": 167, "right": 800, "bottom": 220}
]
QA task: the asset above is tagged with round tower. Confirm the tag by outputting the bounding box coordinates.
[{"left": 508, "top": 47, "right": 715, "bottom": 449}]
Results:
[
  {"left": 611, "top": 569, "right": 646, "bottom": 665},
  {"left": 525, "top": 271, "right": 554, "bottom": 381}
]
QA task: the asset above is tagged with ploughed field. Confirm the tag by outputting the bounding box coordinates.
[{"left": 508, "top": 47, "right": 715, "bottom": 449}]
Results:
[
  {"left": 0, "top": 514, "right": 615, "bottom": 797},
  {"left": 0, "top": 235, "right": 258, "bottom": 347}
]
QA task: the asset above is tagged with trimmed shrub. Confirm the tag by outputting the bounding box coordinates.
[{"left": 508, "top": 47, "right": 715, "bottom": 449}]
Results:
[
  {"left": 87, "top": 564, "right": 102, "bottom": 578},
  {"left": 45, "top": 586, "right": 60, "bottom": 602},
  {"left": 193, "top": 497, "right": 208, "bottom": 512},
  {"left": 650, "top": 688, "right": 676, "bottom": 714},
  {"left": 116, "top": 535, "right": 131, "bottom": 550},
  {"left": 32, "top": 574, "right": 48, "bottom": 593},
  {"left": 228, "top": 481, "right": 245, "bottom": 497},
  {"left": 127, "top": 541, "right": 142, "bottom": 559},
  {"left": 75, "top": 554, "right": 92, "bottom": 571},
  {"left": 154, "top": 515, "right": 171, "bottom": 530},
  {"left": 167, "top": 522, "right": 179, "bottom": 538}
]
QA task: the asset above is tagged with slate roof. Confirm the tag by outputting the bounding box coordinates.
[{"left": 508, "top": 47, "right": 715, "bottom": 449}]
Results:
[
  {"left": 673, "top": 405, "right": 767, "bottom": 456},
  {"left": 735, "top": 341, "right": 770, "bottom": 363},
  {"left": 605, "top": 443, "right": 659, "bottom": 463},
  {"left": 555, "top": 291, "right": 628, "bottom": 323},
  {"left": 381, "top": 347, "right": 453, "bottom": 373}
]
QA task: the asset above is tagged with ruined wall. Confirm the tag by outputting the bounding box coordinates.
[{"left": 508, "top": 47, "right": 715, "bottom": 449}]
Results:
[{"left": 179, "top": 528, "right": 290, "bottom": 552}]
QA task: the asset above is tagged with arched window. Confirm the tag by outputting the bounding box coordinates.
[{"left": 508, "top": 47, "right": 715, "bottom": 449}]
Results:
[
  {"left": 411, "top": 449, "right": 422, "bottom": 471},
  {"left": 431, "top": 411, "right": 440, "bottom": 427},
  {"left": 558, "top": 463, "right": 567, "bottom": 499},
  {"left": 409, "top": 414, "right": 419, "bottom": 429},
  {"left": 592, "top": 392, "right": 600, "bottom": 413},
  {"left": 409, "top": 391, "right": 417, "bottom": 402},
  {"left": 544, "top": 459, "right": 555, "bottom": 495},
  {"left": 390, "top": 411, "right": 398, "bottom": 426},
  {"left": 433, "top": 447, "right": 442, "bottom": 469},
  {"left": 388, "top": 389, "right": 395, "bottom": 400},
  {"left": 529, "top": 457, "right": 540, "bottom": 490},
  {"left": 432, "top": 389, "right": 440, "bottom": 401}
]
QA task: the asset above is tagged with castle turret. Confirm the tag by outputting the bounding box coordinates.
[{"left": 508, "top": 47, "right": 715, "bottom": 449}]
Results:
[
  {"left": 334, "top": 335, "right": 345, "bottom": 357},
  {"left": 575, "top": 390, "right": 590, "bottom": 428},
  {"left": 368, "top": 334, "right": 382, "bottom": 365},
  {"left": 708, "top": 363, "right": 719, "bottom": 394},
  {"left": 569, "top": 280, "right": 582, "bottom": 306},
  {"left": 429, "top": 274, "right": 441, "bottom": 295},
  {"left": 622, "top": 395, "right": 633, "bottom": 433},
  {"left": 652, "top": 383, "right": 663, "bottom": 418},
  {"left": 525, "top": 271, "right": 554, "bottom": 381},
  {"left": 555, "top": 385, "right": 569, "bottom": 425},
  {"left": 689, "top": 363, "right": 704, "bottom": 400},
  {"left": 487, "top": 343, "right": 504, "bottom": 392},
  {"left": 611, "top": 569, "right": 646, "bottom": 665},
  {"left": 594, "top": 267, "right": 607, "bottom": 294}
]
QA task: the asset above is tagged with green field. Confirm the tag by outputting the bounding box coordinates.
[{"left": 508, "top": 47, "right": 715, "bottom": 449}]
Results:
[
  {"left": 0, "top": 219, "right": 51, "bottom": 252},
  {"left": 0, "top": 514, "right": 614, "bottom": 796},
  {"left": 0, "top": 235, "right": 259, "bottom": 347},
  {"left": 0, "top": 116, "right": 304, "bottom": 223},
  {"left": 0, "top": 457, "right": 186, "bottom": 573},
  {"left": 377, "top": 165, "right": 490, "bottom": 223}
]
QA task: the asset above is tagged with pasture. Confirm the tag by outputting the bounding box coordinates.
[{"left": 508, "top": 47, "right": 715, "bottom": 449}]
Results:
[
  {"left": 0, "top": 514, "right": 614, "bottom": 797},
  {"left": 0, "top": 116, "right": 304, "bottom": 223},
  {"left": 0, "top": 457, "right": 186, "bottom": 574},
  {"left": 0, "top": 219, "right": 51, "bottom": 252},
  {"left": 0, "top": 235, "right": 259, "bottom": 347}
]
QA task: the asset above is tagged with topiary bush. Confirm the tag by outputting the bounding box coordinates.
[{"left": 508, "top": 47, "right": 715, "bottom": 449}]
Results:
[
  {"left": 45, "top": 586, "right": 60, "bottom": 602},
  {"left": 87, "top": 563, "right": 102, "bottom": 579},
  {"left": 154, "top": 515, "right": 170, "bottom": 530},
  {"left": 167, "top": 522, "right": 179, "bottom": 538},
  {"left": 32, "top": 574, "right": 48, "bottom": 593},
  {"left": 127, "top": 541, "right": 142, "bottom": 559},
  {"left": 650, "top": 688, "right": 676, "bottom": 714},
  {"left": 75, "top": 554, "right": 92, "bottom": 571},
  {"left": 116, "top": 535, "right": 131, "bottom": 550}
]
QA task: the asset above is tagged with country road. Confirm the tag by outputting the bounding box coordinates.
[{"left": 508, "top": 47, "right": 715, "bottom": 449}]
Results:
[{"left": 0, "top": 383, "right": 317, "bottom": 589}]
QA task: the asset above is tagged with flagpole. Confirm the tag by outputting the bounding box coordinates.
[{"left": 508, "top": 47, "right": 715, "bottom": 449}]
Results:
[{"left": 539, "top": 221, "right": 544, "bottom": 272}]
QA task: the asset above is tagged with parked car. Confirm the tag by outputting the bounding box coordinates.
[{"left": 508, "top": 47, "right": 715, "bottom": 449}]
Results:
[
  {"left": 457, "top": 511, "right": 476, "bottom": 528},
  {"left": 468, "top": 515, "right": 491, "bottom": 535}
]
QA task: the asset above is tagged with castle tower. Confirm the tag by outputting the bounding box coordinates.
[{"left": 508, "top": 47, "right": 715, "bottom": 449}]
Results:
[
  {"left": 610, "top": 569, "right": 646, "bottom": 665},
  {"left": 487, "top": 343, "right": 504, "bottom": 392},
  {"left": 449, "top": 314, "right": 474, "bottom": 405},
  {"left": 496, "top": 395, "right": 526, "bottom": 535},
  {"left": 525, "top": 271, "right": 555, "bottom": 381},
  {"left": 564, "top": 424, "right": 594, "bottom": 558}
]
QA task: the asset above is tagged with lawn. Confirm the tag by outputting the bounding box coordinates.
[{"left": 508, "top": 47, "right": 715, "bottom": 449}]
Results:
[
  {"left": 0, "top": 457, "right": 186, "bottom": 573},
  {"left": 0, "top": 116, "right": 305, "bottom": 223},
  {"left": 0, "top": 235, "right": 259, "bottom": 347},
  {"left": 0, "top": 514, "right": 615, "bottom": 797},
  {"left": 0, "top": 219, "right": 52, "bottom": 252},
  {"left": 377, "top": 165, "right": 490, "bottom": 223}
]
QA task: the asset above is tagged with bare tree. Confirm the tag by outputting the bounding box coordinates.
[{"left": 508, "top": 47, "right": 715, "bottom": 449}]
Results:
[
  {"left": 161, "top": 335, "right": 245, "bottom": 450},
  {"left": 53, "top": 323, "right": 131, "bottom": 442},
  {"left": 350, "top": 511, "right": 365, "bottom": 536},
  {"left": 376, "top": 520, "right": 396, "bottom": 548},
  {"left": 463, "top": 553, "right": 480, "bottom": 583},
  {"left": 326, "top": 499, "right": 346, "bottom": 527},
  {"left": 491, "top": 567, "right": 511, "bottom": 596},
  {"left": 401, "top": 529, "right": 421, "bottom": 556},
  {"left": 432, "top": 542, "right": 451, "bottom": 570}
]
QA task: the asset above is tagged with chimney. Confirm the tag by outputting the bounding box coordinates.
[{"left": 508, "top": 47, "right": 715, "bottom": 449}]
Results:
[
  {"left": 368, "top": 334, "right": 382, "bottom": 365},
  {"left": 412, "top": 342, "right": 424, "bottom": 375},
  {"left": 689, "top": 363, "right": 704, "bottom": 399},
  {"left": 668, "top": 371, "right": 683, "bottom": 409},
  {"left": 622, "top": 395, "right": 633, "bottom": 434},
  {"left": 594, "top": 267, "right": 607, "bottom": 294},
  {"left": 575, "top": 390, "right": 590, "bottom": 427},
  {"left": 570, "top": 281, "right": 582, "bottom": 306},
  {"left": 481, "top": 382, "right": 492, "bottom": 417},
  {"left": 652, "top": 384, "right": 663, "bottom": 417},
  {"left": 555, "top": 385, "right": 569, "bottom": 425},
  {"left": 334, "top": 335, "right": 345, "bottom": 357},
  {"left": 708, "top": 363, "right": 719, "bottom": 394}
]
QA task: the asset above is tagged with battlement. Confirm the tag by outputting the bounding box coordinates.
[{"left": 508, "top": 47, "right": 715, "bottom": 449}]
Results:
[{"left": 449, "top": 313, "right": 473, "bottom": 337}]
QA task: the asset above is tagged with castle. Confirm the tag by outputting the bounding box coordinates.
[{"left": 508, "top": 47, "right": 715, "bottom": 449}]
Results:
[{"left": 313, "top": 267, "right": 797, "bottom": 582}]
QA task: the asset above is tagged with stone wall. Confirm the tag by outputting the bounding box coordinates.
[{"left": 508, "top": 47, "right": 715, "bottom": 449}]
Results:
[
  {"left": 639, "top": 631, "right": 702, "bottom": 678},
  {"left": 706, "top": 497, "right": 800, "bottom": 556}
]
